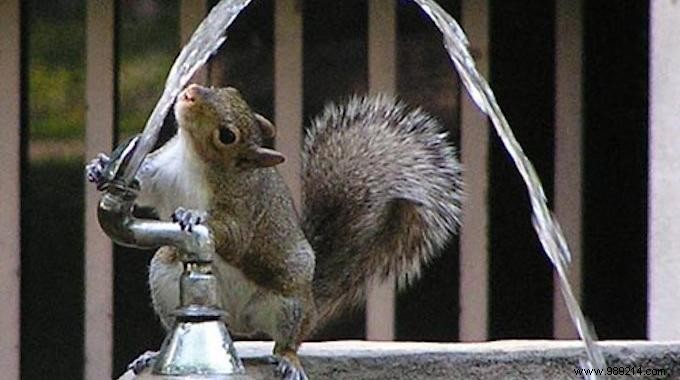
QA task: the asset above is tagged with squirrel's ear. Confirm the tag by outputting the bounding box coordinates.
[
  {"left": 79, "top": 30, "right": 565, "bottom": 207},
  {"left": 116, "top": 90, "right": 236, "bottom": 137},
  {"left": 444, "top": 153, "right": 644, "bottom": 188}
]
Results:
[
  {"left": 246, "top": 146, "right": 285, "bottom": 168},
  {"left": 254, "top": 114, "right": 276, "bottom": 139}
]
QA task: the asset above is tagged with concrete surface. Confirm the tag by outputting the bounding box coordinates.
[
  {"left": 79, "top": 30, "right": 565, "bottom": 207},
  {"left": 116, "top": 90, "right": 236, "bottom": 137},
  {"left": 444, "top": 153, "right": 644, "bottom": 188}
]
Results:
[{"left": 118, "top": 340, "right": 680, "bottom": 379}]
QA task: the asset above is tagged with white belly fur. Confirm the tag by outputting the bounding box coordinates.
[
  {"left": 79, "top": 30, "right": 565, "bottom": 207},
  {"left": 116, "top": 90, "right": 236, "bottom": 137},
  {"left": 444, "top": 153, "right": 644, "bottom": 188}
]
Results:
[
  {"left": 136, "top": 130, "right": 211, "bottom": 220},
  {"left": 149, "top": 252, "right": 281, "bottom": 337}
]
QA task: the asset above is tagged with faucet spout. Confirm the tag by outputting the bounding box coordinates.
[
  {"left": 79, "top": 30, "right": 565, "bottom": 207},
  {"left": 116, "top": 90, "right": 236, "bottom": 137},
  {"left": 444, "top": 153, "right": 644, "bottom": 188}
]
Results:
[{"left": 97, "top": 183, "right": 214, "bottom": 262}]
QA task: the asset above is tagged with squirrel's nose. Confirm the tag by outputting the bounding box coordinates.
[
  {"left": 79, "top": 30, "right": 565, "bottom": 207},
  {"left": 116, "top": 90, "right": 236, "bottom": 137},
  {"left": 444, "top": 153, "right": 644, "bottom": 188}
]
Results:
[{"left": 181, "top": 84, "right": 207, "bottom": 103}]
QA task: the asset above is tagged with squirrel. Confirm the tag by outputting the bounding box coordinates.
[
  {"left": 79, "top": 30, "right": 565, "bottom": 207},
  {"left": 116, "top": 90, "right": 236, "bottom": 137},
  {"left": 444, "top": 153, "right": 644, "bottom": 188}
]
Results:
[{"left": 87, "top": 84, "right": 463, "bottom": 380}]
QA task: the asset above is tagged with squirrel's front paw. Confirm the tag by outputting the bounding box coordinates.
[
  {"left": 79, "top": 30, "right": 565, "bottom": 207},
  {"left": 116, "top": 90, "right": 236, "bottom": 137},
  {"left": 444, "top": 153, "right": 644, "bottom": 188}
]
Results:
[
  {"left": 274, "top": 355, "right": 309, "bottom": 380},
  {"left": 85, "top": 153, "right": 111, "bottom": 189},
  {"left": 172, "top": 207, "right": 207, "bottom": 232},
  {"left": 127, "top": 350, "right": 158, "bottom": 375}
]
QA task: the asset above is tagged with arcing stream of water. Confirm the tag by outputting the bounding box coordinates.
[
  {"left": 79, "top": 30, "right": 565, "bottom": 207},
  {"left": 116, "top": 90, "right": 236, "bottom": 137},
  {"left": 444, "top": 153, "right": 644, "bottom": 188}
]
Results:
[
  {"left": 411, "top": 1, "right": 606, "bottom": 377},
  {"left": 121, "top": 1, "right": 606, "bottom": 378}
]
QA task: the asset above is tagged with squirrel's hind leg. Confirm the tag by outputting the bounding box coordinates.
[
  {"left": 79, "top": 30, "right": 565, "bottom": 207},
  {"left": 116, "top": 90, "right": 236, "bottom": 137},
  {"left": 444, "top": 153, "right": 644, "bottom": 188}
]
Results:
[{"left": 242, "top": 292, "right": 313, "bottom": 380}]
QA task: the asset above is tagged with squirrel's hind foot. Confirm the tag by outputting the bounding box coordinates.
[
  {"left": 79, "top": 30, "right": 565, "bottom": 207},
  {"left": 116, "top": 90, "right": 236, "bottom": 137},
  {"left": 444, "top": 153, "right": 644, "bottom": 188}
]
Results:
[
  {"left": 127, "top": 350, "right": 158, "bottom": 375},
  {"left": 274, "top": 352, "right": 309, "bottom": 380}
]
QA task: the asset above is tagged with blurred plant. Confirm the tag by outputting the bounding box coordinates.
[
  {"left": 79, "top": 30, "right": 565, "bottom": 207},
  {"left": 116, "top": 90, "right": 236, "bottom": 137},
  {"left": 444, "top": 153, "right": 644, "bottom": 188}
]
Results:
[{"left": 28, "top": 0, "right": 178, "bottom": 143}]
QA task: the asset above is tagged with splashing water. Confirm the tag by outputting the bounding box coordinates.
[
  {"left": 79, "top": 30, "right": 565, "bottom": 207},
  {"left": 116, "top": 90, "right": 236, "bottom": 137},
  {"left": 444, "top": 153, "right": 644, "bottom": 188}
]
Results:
[{"left": 124, "top": 0, "right": 605, "bottom": 377}]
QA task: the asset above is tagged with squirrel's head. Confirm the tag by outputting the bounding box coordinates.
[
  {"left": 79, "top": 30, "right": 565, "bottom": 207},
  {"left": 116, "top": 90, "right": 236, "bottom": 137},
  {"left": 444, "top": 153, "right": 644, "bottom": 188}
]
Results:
[{"left": 174, "top": 84, "right": 285, "bottom": 169}]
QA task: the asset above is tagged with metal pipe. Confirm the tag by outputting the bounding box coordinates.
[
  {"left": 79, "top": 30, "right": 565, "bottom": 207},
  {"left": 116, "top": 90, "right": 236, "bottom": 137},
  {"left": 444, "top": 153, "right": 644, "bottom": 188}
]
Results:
[{"left": 97, "top": 184, "right": 215, "bottom": 262}]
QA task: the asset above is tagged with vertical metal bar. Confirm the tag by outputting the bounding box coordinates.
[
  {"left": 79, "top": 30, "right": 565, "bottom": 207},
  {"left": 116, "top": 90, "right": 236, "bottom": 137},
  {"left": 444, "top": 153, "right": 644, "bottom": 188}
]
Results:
[
  {"left": 365, "top": 0, "right": 396, "bottom": 341},
  {"left": 274, "top": 0, "right": 303, "bottom": 209},
  {"left": 648, "top": 0, "right": 680, "bottom": 340},
  {"left": 459, "top": 0, "right": 490, "bottom": 342},
  {"left": 84, "top": 0, "right": 116, "bottom": 377},
  {"left": 0, "top": 1, "right": 23, "bottom": 377},
  {"left": 180, "top": 0, "right": 208, "bottom": 84},
  {"left": 553, "top": 0, "right": 583, "bottom": 340}
]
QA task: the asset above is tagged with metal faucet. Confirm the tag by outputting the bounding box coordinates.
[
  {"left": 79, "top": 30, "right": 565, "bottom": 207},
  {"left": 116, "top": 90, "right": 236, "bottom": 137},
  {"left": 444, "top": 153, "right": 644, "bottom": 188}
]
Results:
[{"left": 95, "top": 136, "right": 247, "bottom": 377}]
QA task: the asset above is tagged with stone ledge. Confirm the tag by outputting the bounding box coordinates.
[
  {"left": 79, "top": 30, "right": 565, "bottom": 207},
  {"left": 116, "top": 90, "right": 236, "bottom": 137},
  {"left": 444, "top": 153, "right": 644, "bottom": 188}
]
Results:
[{"left": 120, "top": 340, "right": 680, "bottom": 379}]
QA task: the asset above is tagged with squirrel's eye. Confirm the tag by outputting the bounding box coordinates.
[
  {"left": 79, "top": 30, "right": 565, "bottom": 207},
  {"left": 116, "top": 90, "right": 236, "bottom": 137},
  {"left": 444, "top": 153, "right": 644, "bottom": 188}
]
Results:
[{"left": 218, "top": 127, "right": 236, "bottom": 145}]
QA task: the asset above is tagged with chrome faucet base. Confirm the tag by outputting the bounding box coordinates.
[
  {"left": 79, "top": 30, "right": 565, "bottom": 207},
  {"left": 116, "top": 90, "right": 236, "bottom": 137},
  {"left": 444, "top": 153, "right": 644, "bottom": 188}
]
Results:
[{"left": 153, "top": 319, "right": 244, "bottom": 376}]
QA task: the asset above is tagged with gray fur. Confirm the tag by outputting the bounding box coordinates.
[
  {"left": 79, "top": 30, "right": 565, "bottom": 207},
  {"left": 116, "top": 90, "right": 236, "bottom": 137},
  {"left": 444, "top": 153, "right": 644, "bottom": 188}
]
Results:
[{"left": 302, "top": 95, "right": 464, "bottom": 324}]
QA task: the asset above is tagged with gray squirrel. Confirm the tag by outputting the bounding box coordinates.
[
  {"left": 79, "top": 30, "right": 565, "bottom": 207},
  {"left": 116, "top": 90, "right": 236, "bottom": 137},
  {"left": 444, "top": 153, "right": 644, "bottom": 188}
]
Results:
[{"left": 87, "top": 84, "right": 463, "bottom": 380}]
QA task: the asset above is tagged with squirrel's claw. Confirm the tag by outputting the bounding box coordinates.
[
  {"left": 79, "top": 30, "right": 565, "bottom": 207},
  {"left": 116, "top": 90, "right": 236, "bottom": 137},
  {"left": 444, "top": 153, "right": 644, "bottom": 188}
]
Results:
[
  {"left": 85, "top": 153, "right": 111, "bottom": 189},
  {"left": 171, "top": 207, "right": 207, "bottom": 232},
  {"left": 127, "top": 350, "right": 158, "bottom": 375},
  {"left": 275, "top": 356, "right": 309, "bottom": 380}
]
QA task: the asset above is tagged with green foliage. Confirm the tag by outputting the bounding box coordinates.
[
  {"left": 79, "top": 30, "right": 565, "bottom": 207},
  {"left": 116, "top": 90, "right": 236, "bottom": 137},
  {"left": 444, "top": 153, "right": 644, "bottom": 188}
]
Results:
[
  {"left": 29, "top": 64, "right": 85, "bottom": 139},
  {"left": 28, "top": 1, "right": 178, "bottom": 142},
  {"left": 28, "top": 8, "right": 86, "bottom": 140},
  {"left": 119, "top": 52, "right": 176, "bottom": 136},
  {"left": 117, "top": 0, "right": 179, "bottom": 136},
  {"left": 29, "top": 4, "right": 85, "bottom": 69}
]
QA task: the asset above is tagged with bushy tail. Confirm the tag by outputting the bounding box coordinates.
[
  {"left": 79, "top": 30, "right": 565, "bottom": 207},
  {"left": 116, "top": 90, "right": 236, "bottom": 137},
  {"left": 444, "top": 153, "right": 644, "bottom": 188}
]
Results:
[{"left": 301, "top": 95, "right": 464, "bottom": 324}]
